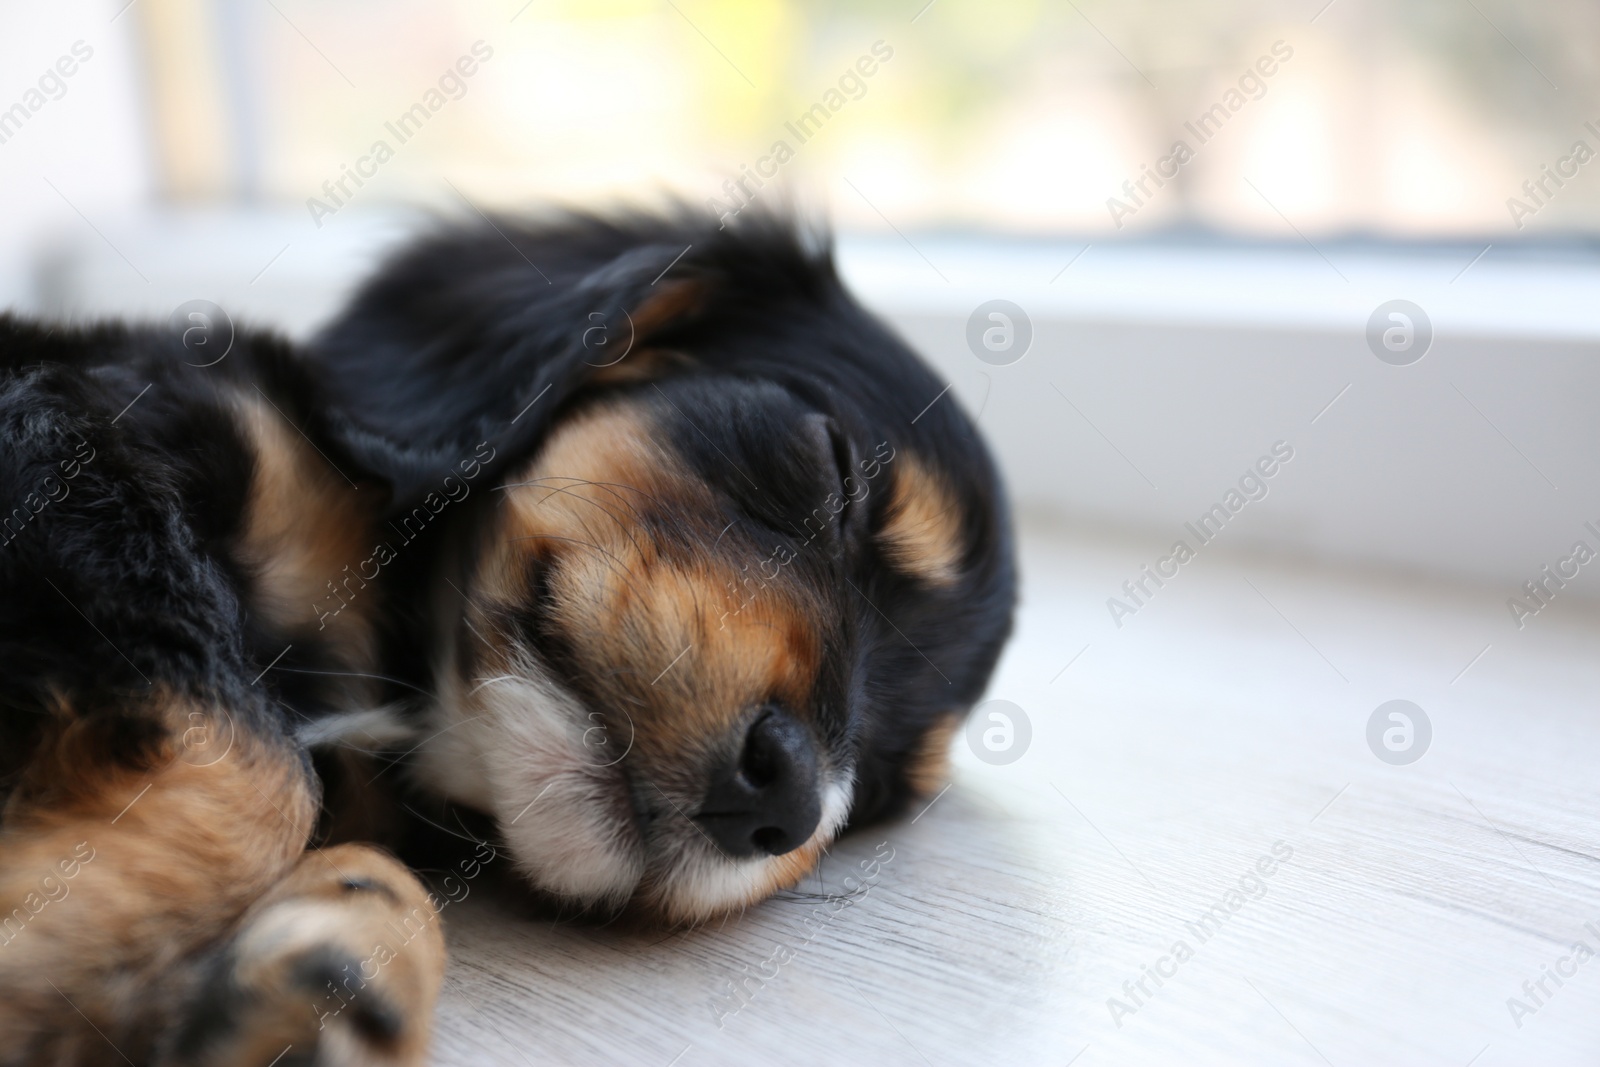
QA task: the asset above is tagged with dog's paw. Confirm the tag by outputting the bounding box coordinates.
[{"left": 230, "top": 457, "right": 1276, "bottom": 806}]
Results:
[{"left": 161, "top": 843, "right": 446, "bottom": 1067}]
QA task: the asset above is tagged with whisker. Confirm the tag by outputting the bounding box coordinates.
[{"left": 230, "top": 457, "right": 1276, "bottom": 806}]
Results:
[
  {"left": 366, "top": 714, "right": 488, "bottom": 784},
  {"left": 450, "top": 806, "right": 488, "bottom": 844},
  {"left": 498, "top": 475, "right": 666, "bottom": 514},
  {"left": 526, "top": 475, "right": 657, "bottom": 525},
  {"left": 568, "top": 501, "right": 644, "bottom": 588},
  {"left": 470, "top": 674, "right": 519, "bottom": 694},
  {"left": 509, "top": 533, "right": 652, "bottom": 604},
  {"left": 513, "top": 477, "right": 649, "bottom": 559},
  {"left": 271, "top": 665, "right": 432, "bottom": 697},
  {"left": 403, "top": 803, "right": 490, "bottom": 847}
]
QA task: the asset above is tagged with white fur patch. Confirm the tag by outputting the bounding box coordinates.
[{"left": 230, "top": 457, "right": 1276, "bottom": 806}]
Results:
[
  {"left": 413, "top": 646, "right": 854, "bottom": 919},
  {"left": 413, "top": 653, "right": 644, "bottom": 907}
]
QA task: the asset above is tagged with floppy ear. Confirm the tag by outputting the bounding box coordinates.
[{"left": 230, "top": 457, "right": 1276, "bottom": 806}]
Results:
[{"left": 310, "top": 217, "right": 710, "bottom": 506}]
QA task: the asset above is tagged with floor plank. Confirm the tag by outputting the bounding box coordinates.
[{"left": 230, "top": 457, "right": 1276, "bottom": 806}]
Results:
[{"left": 431, "top": 516, "right": 1600, "bottom": 1065}]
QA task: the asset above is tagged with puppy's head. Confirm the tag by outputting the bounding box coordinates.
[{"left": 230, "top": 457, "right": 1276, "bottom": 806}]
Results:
[{"left": 317, "top": 210, "right": 1015, "bottom": 923}]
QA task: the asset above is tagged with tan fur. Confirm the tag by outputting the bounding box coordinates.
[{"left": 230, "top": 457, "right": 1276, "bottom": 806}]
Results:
[
  {"left": 757, "top": 838, "right": 828, "bottom": 901},
  {"left": 630, "top": 278, "right": 706, "bottom": 337},
  {"left": 877, "top": 454, "right": 965, "bottom": 587},
  {"left": 585, "top": 280, "right": 705, "bottom": 384},
  {"left": 905, "top": 712, "right": 962, "bottom": 795},
  {"left": 589, "top": 347, "right": 695, "bottom": 385},
  {"left": 233, "top": 394, "right": 382, "bottom": 676},
  {"left": 480, "top": 401, "right": 821, "bottom": 763},
  {"left": 0, "top": 692, "right": 315, "bottom": 1062},
  {"left": 186, "top": 844, "right": 445, "bottom": 1067}
]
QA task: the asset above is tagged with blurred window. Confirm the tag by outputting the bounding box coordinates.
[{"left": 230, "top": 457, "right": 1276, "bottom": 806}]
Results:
[{"left": 138, "top": 0, "right": 1598, "bottom": 236}]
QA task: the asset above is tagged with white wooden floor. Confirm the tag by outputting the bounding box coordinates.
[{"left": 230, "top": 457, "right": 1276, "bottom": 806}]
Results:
[{"left": 431, "top": 515, "right": 1600, "bottom": 1066}]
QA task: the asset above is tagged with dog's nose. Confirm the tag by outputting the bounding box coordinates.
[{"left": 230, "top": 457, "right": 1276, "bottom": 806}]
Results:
[{"left": 696, "top": 708, "right": 821, "bottom": 858}]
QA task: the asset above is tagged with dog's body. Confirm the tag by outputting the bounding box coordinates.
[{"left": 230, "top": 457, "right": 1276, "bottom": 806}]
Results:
[
  {"left": 0, "top": 211, "right": 1015, "bottom": 1064},
  {"left": 0, "top": 317, "right": 446, "bottom": 1064}
]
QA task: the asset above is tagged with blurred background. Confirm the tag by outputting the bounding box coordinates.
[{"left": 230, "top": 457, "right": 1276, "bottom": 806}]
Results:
[
  {"left": 12, "top": 0, "right": 1600, "bottom": 233},
  {"left": 3, "top": 0, "right": 1599, "bottom": 592}
]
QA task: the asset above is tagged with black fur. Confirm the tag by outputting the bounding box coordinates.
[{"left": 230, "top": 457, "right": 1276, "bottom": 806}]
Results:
[{"left": 0, "top": 317, "right": 337, "bottom": 788}]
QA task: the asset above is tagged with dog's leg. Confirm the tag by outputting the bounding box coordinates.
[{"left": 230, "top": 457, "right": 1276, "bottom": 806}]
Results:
[
  {"left": 0, "top": 689, "right": 317, "bottom": 1063},
  {"left": 0, "top": 691, "right": 447, "bottom": 1067},
  {"left": 161, "top": 842, "right": 445, "bottom": 1067}
]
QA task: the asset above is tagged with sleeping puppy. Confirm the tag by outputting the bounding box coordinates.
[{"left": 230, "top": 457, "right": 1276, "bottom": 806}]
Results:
[
  {"left": 309, "top": 208, "right": 1018, "bottom": 925},
  {"left": 0, "top": 208, "right": 1014, "bottom": 1063}
]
